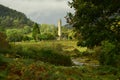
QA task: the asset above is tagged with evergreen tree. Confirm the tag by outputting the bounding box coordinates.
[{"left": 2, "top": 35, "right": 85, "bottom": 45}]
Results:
[{"left": 32, "top": 23, "right": 40, "bottom": 41}]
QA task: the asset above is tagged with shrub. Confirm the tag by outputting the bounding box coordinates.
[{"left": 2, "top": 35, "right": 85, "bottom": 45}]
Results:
[
  {"left": 99, "top": 41, "right": 119, "bottom": 67},
  {"left": 82, "top": 46, "right": 102, "bottom": 60},
  {"left": 38, "top": 48, "right": 72, "bottom": 66},
  {"left": 0, "top": 54, "right": 10, "bottom": 80},
  {"left": 23, "top": 36, "right": 32, "bottom": 41},
  {"left": 38, "top": 33, "right": 56, "bottom": 40},
  {"left": 6, "top": 29, "right": 24, "bottom": 42},
  {"left": 13, "top": 45, "right": 72, "bottom": 66},
  {"left": 80, "top": 49, "right": 94, "bottom": 57},
  {"left": 0, "top": 32, "right": 10, "bottom": 53},
  {"left": 77, "top": 41, "right": 86, "bottom": 47},
  {"left": 22, "top": 26, "right": 31, "bottom": 34}
]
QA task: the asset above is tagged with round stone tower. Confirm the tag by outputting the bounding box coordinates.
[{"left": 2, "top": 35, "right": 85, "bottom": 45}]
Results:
[{"left": 58, "top": 19, "right": 62, "bottom": 40}]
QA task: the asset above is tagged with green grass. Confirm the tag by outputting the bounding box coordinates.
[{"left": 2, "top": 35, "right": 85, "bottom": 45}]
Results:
[
  {"left": 0, "top": 40, "right": 120, "bottom": 80},
  {"left": 13, "top": 40, "right": 87, "bottom": 56},
  {"left": 10, "top": 40, "right": 75, "bottom": 66},
  {"left": 14, "top": 40, "right": 85, "bottom": 49}
]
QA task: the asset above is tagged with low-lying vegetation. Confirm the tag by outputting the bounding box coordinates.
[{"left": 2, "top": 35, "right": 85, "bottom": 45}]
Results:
[
  {"left": 0, "top": 40, "right": 120, "bottom": 80},
  {"left": 12, "top": 44, "right": 72, "bottom": 66},
  {"left": 0, "top": 57, "right": 120, "bottom": 80}
]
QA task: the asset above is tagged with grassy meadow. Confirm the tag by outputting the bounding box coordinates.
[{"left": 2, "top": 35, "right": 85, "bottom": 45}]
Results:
[{"left": 0, "top": 40, "right": 120, "bottom": 80}]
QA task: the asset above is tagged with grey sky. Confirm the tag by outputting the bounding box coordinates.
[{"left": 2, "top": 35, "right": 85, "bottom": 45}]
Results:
[{"left": 0, "top": 0, "right": 73, "bottom": 25}]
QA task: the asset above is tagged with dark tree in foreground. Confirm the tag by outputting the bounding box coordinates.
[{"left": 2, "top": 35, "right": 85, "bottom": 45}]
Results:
[
  {"left": 66, "top": 0, "right": 120, "bottom": 66},
  {"left": 32, "top": 23, "right": 40, "bottom": 41},
  {"left": 66, "top": 0, "right": 120, "bottom": 48}
]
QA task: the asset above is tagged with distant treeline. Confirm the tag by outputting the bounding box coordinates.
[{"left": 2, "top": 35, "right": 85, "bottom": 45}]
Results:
[{"left": 0, "top": 4, "right": 33, "bottom": 28}]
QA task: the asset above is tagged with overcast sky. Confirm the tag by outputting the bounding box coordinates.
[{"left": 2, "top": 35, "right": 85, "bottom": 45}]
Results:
[{"left": 0, "top": 0, "right": 73, "bottom": 25}]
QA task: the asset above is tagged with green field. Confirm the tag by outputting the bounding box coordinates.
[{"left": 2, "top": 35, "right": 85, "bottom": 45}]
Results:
[
  {"left": 0, "top": 40, "right": 120, "bottom": 80},
  {"left": 15, "top": 40, "right": 87, "bottom": 52}
]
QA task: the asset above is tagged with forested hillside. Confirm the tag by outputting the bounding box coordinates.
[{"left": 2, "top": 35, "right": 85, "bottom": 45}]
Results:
[{"left": 0, "top": 4, "right": 33, "bottom": 28}]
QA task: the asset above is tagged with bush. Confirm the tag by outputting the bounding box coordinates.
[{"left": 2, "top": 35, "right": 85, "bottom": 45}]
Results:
[
  {"left": 99, "top": 41, "right": 120, "bottom": 67},
  {"left": 38, "top": 33, "right": 56, "bottom": 40},
  {"left": 23, "top": 36, "right": 32, "bottom": 41},
  {"left": 0, "top": 54, "right": 8, "bottom": 80},
  {"left": 0, "top": 32, "right": 10, "bottom": 53},
  {"left": 6, "top": 29, "right": 24, "bottom": 42},
  {"left": 38, "top": 48, "right": 72, "bottom": 66},
  {"left": 22, "top": 26, "right": 31, "bottom": 34},
  {"left": 13, "top": 45, "right": 72, "bottom": 66},
  {"left": 82, "top": 46, "right": 101, "bottom": 59}
]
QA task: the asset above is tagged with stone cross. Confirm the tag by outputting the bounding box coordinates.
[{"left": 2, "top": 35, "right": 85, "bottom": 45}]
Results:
[{"left": 58, "top": 19, "right": 62, "bottom": 40}]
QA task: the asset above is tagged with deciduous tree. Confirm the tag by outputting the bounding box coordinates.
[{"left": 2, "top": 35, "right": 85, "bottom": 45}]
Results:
[{"left": 66, "top": 0, "right": 120, "bottom": 47}]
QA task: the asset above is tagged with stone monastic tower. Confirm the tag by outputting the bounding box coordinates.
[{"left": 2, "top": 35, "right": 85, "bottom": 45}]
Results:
[{"left": 58, "top": 19, "right": 62, "bottom": 40}]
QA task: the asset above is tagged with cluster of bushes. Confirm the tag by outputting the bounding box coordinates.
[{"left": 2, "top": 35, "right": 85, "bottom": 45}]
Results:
[
  {"left": 12, "top": 45, "right": 72, "bottom": 66},
  {"left": 99, "top": 41, "right": 120, "bottom": 67},
  {"left": 6, "top": 29, "right": 56, "bottom": 42},
  {"left": 38, "top": 33, "right": 56, "bottom": 40},
  {"left": 6, "top": 28, "right": 32, "bottom": 42},
  {"left": 7, "top": 33, "right": 32, "bottom": 42},
  {"left": 4, "top": 59, "right": 82, "bottom": 80},
  {"left": 80, "top": 41, "right": 120, "bottom": 67},
  {"left": 5, "top": 58, "right": 120, "bottom": 80}
]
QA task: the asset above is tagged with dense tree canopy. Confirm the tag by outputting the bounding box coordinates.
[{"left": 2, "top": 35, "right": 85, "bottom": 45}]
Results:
[
  {"left": 66, "top": 0, "right": 120, "bottom": 66},
  {"left": 67, "top": 0, "right": 120, "bottom": 47}
]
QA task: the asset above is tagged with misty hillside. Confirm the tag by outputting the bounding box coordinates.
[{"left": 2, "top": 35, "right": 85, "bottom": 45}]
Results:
[{"left": 0, "top": 4, "right": 33, "bottom": 28}]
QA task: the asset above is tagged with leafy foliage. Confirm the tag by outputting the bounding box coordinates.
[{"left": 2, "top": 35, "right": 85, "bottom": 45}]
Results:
[
  {"left": 22, "top": 26, "right": 31, "bottom": 34},
  {"left": 38, "top": 33, "right": 56, "bottom": 40},
  {"left": 99, "top": 41, "right": 120, "bottom": 67},
  {"left": 6, "top": 29, "right": 24, "bottom": 42},
  {"left": 40, "top": 24, "right": 57, "bottom": 34},
  {"left": 67, "top": 0, "right": 120, "bottom": 66},
  {"left": 67, "top": 0, "right": 120, "bottom": 48}
]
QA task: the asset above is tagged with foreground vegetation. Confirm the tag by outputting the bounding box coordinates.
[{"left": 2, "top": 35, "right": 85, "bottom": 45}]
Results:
[
  {"left": 0, "top": 40, "right": 120, "bottom": 80},
  {"left": 67, "top": 0, "right": 120, "bottom": 67},
  {"left": 1, "top": 57, "right": 120, "bottom": 80}
]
